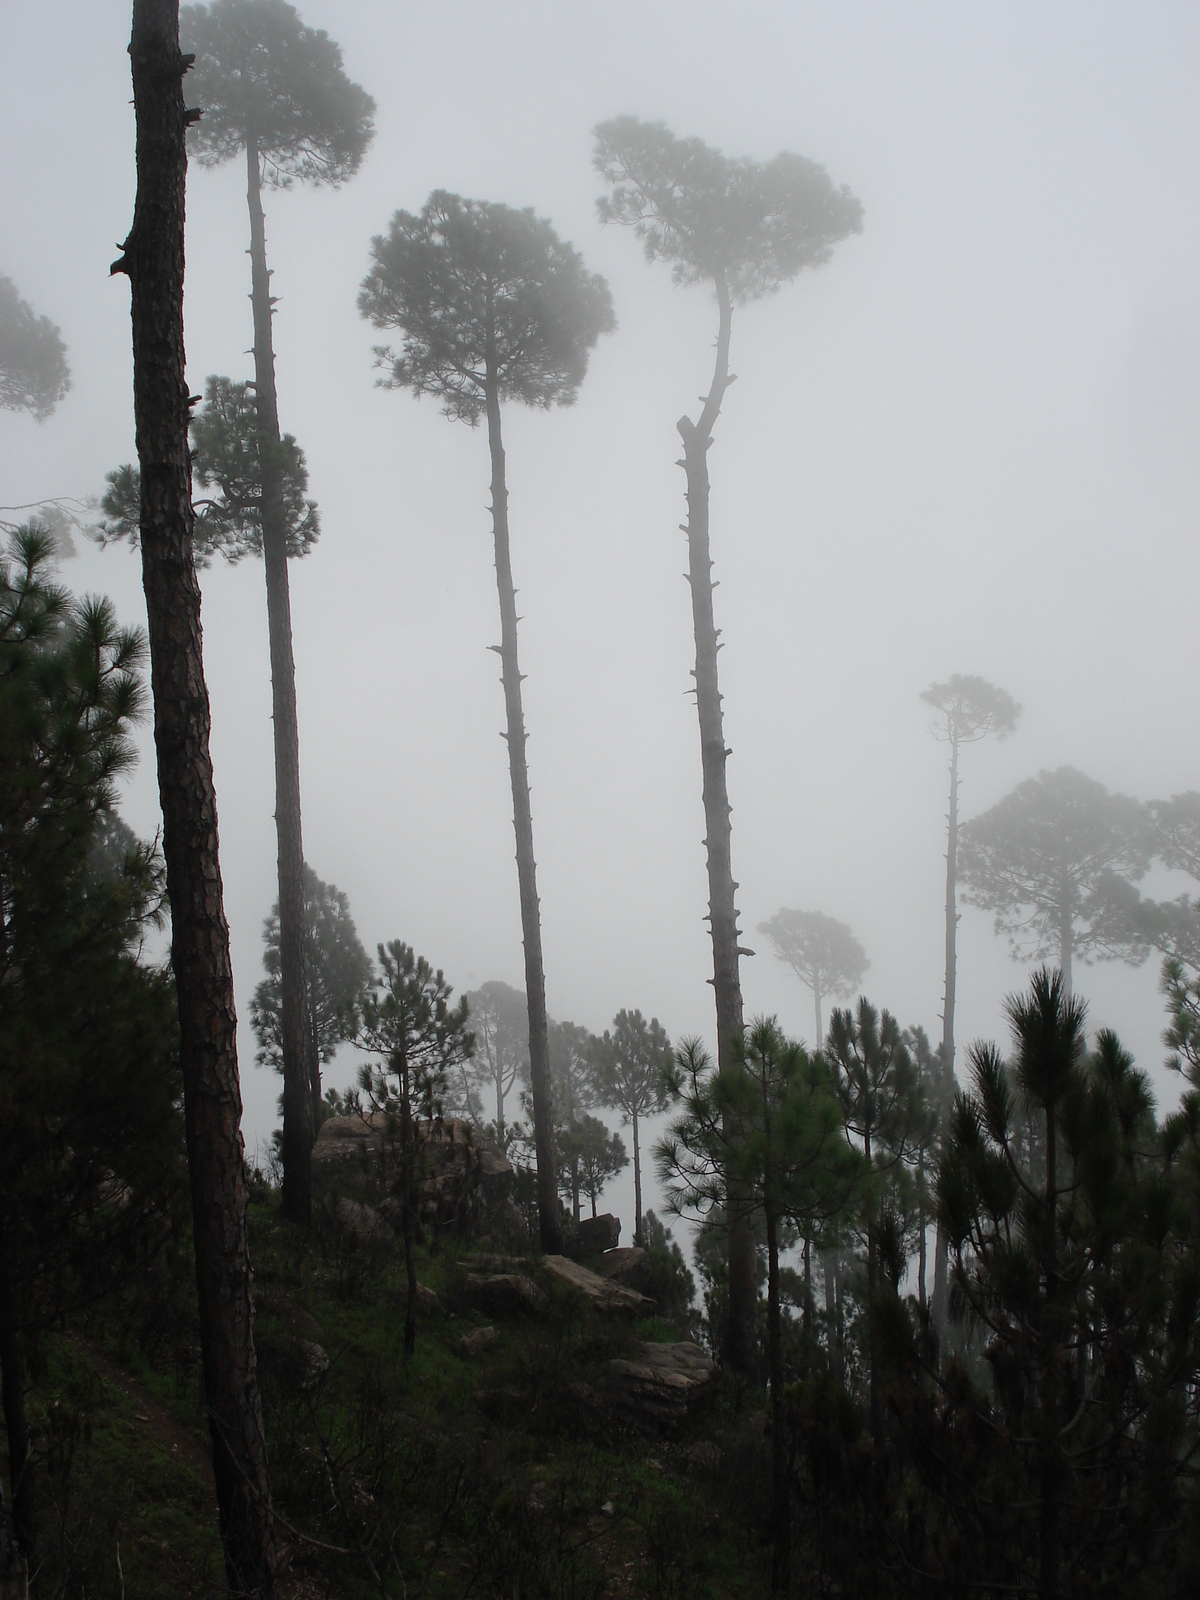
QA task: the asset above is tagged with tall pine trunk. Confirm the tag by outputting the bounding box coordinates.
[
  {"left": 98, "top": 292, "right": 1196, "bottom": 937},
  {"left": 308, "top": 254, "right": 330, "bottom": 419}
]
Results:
[
  {"left": 244, "top": 137, "right": 313, "bottom": 1226},
  {"left": 0, "top": 1235, "right": 33, "bottom": 1592},
  {"left": 117, "top": 6, "right": 276, "bottom": 1589},
  {"left": 1058, "top": 893, "right": 1073, "bottom": 1000},
  {"left": 931, "top": 733, "right": 959, "bottom": 1332},
  {"left": 632, "top": 1108, "right": 643, "bottom": 1246},
  {"left": 677, "top": 274, "right": 754, "bottom": 1369},
  {"left": 765, "top": 1205, "right": 790, "bottom": 1591},
  {"left": 400, "top": 1063, "right": 418, "bottom": 1356},
  {"left": 483, "top": 370, "right": 560, "bottom": 1254}
]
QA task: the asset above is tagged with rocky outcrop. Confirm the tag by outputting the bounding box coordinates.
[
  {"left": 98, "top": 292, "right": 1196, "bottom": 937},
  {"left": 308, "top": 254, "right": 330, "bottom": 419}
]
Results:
[
  {"left": 562, "top": 1213, "right": 621, "bottom": 1257},
  {"left": 459, "top": 1325, "right": 499, "bottom": 1356},
  {"left": 311, "top": 1113, "right": 514, "bottom": 1239},
  {"left": 595, "top": 1246, "right": 655, "bottom": 1297},
  {"left": 542, "top": 1255, "right": 654, "bottom": 1314},
  {"left": 604, "top": 1341, "right": 718, "bottom": 1431},
  {"left": 463, "top": 1272, "right": 547, "bottom": 1317}
]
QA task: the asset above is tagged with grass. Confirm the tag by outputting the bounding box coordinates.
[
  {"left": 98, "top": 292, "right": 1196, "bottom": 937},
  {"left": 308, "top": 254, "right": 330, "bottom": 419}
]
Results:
[{"left": 4, "top": 1186, "right": 778, "bottom": 1598}]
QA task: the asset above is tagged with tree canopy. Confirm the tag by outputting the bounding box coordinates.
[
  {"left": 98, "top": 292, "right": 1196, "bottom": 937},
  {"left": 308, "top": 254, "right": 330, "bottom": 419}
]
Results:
[
  {"left": 0, "top": 274, "right": 70, "bottom": 421},
  {"left": 920, "top": 673, "right": 1020, "bottom": 747},
  {"left": 958, "top": 765, "right": 1153, "bottom": 991},
  {"left": 97, "top": 375, "right": 319, "bottom": 566},
  {"left": 358, "top": 191, "right": 616, "bottom": 422},
  {"left": 181, "top": 0, "right": 375, "bottom": 184},
  {"left": 756, "top": 908, "right": 869, "bottom": 1046},
  {"left": 249, "top": 862, "right": 371, "bottom": 1076},
  {"left": 593, "top": 115, "right": 863, "bottom": 301}
]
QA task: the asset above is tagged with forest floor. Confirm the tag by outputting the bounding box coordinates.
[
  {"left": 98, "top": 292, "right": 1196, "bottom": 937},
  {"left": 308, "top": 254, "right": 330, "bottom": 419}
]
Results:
[{"left": 4, "top": 1185, "right": 785, "bottom": 1599}]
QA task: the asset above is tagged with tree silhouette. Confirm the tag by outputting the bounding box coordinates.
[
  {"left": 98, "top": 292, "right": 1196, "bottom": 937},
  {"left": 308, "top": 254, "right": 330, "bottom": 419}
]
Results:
[
  {"left": 359, "top": 191, "right": 613, "bottom": 1253},
  {"left": 464, "top": 980, "right": 529, "bottom": 1135},
  {"left": 0, "top": 274, "right": 70, "bottom": 421},
  {"left": 250, "top": 863, "right": 372, "bottom": 1126},
  {"left": 594, "top": 1009, "right": 673, "bottom": 1246},
  {"left": 660, "top": 1020, "right": 866, "bottom": 1590},
  {"left": 756, "top": 907, "right": 869, "bottom": 1046},
  {"left": 825, "top": 997, "right": 920, "bottom": 1447},
  {"left": 110, "top": 2, "right": 275, "bottom": 1587},
  {"left": 344, "top": 942, "right": 472, "bottom": 1354},
  {"left": 920, "top": 673, "right": 1019, "bottom": 1327},
  {"left": 557, "top": 1113, "right": 627, "bottom": 1222},
  {"left": 594, "top": 115, "right": 862, "bottom": 1369},
  {"left": 181, "top": 0, "right": 375, "bottom": 1223},
  {"left": 959, "top": 766, "right": 1153, "bottom": 998}
]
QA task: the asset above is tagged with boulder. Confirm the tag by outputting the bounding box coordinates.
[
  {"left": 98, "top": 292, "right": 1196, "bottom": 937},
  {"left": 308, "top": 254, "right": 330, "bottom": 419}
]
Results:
[
  {"left": 406, "top": 1281, "right": 440, "bottom": 1314},
  {"left": 285, "top": 1339, "right": 330, "bottom": 1393},
  {"left": 459, "top": 1325, "right": 500, "bottom": 1356},
  {"left": 563, "top": 1213, "right": 621, "bottom": 1258},
  {"left": 332, "top": 1196, "right": 390, "bottom": 1244},
  {"left": 542, "top": 1255, "right": 654, "bottom": 1315},
  {"left": 605, "top": 1341, "right": 718, "bottom": 1431},
  {"left": 310, "top": 1113, "right": 514, "bottom": 1241},
  {"left": 596, "top": 1247, "right": 654, "bottom": 1297},
  {"left": 464, "top": 1272, "right": 547, "bottom": 1317}
]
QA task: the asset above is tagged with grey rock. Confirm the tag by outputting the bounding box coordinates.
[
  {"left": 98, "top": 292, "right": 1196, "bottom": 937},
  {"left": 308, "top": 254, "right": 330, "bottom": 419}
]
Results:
[
  {"left": 605, "top": 1341, "right": 718, "bottom": 1431},
  {"left": 542, "top": 1255, "right": 654, "bottom": 1314},
  {"left": 458, "top": 1325, "right": 500, "bottom": 1356},
  {"left": 596, "top": 1246, "right": 654, "bottom": 1296},
  {"left": 564, "top": 1213, "right": 621, "bottom": 1257},
  {"left": 464, "top": 1272, "right": 548, "bottom": 1317}
]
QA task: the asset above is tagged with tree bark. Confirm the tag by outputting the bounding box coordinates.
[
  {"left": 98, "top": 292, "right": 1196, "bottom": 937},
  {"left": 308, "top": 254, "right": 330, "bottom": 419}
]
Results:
[
  {"left": 0, "top": 1236, "right": 34, "bottom": 1591},
  {"left": 1039, "top": 1094, "right": 1061, "bottom": 1599},
  {"left": 117, "top": 7, "right": 276, "bottom": 1591},
  {"left": 483, "top": 371, "right": 560, "bottom": 1254},
  {"left": 399, "top": 1062, "right": 417, "bottom": 1356},
  {"left": 765, "top": 1206, "right": 790, "bottom": 1591},
  {"left": 1058, "top": 891, "right": 1073, "bottom": 1001},
  {"left": 632, "top": 1108, "right": 642, "bottom": 1247},
  {"left": 245, "top": 136, "right": 313, "bottom": 1226},
  {"left": 931, "top": 732, "right": 959, "bottom": 1334},
  {"left": 677, "top": 273, "right": 755, "bottom": 1370},
  {"left": 813, "top": 977, "right": 823, "bottom": 1052}
]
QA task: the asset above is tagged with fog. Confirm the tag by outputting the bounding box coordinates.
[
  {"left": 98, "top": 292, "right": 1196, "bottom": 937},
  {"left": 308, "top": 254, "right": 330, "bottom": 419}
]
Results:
[{"left": 3, "top": 2, "right": 1197, "bottom": 1240}]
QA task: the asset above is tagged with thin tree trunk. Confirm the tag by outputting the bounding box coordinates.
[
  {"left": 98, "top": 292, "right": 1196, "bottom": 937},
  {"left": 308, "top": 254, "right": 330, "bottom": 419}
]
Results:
[
  {"left": 802, "top": 1234, "right": 813, "bottom": 1339},
  {"left": 401, "top": 1062, "right": 417, "bottom": 1356},
  {"left": 677, "top": 273, "right": 754, "bottom": 1370},
  {"left": 116, "top": 8, "right": 276, "bottom": 1590},
  {"left": 917, "top": 1152, "right": 927, "bottom": 1310},
  {"left": 864, "top": 1132, "right": 883, "bottom": 1451},
  {"left": 766, "top": 1206, "right": 790, "bottom": 1592},
  {"left": 0, "top": 1239, "right": 34, "bottom": 1590},
  {"left": 632, "top": 1108, "right": 642, "bottom": 1247},
  {"left": 1059, "top": 893, "right": 1073, "bottom": 1001},
  {"left": 1039, "top": 1094, "right": 1061, "bottom": 1599},
  {"left": 813, "top": 978, "right": 823, "bottom": 1052},
  {"left": 307, "top": 997, "right": 322, "bottom": 1131},
  {"left": 931, "top": 734, "right": 959, "bottom": 1334},
  {"left": 244, "top": 136, "right": 312, "bottom": 1226},
  {"left": 483, "top": 371, "right": 560, "bottom": 1253}
]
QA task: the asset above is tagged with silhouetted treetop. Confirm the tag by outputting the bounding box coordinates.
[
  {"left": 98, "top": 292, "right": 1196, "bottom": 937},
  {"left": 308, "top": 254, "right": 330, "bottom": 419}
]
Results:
[
  {"left": 921, "top": 673, "right": 1020, "bottom": 745},
  {"left": 0, "top": 274, "right": 71, "bottom": 422},
  {"left": 358, "top": 191, "right": 616, "bottom": 424},
  {"left": 181, "top": 0, "right": 375, "bottom": 185},
  {"left": 592, "top": 115, "right": 863, "bottom": 302}
]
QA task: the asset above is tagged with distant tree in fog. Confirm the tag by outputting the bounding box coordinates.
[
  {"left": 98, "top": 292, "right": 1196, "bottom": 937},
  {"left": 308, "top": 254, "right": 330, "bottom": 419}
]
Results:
[
  {"left": 920, "top": 672, "right": 1019, "bottom": 1328},
  {"left": 463, "top": 980, "right": 529, "bottom": 1136},
  {"left": 958, "top": 765, "right": 1153, "bottom": 998},
  {"left": 557, "top": 1113, "right": 628, "bottom": 1222},
  {"left": 594, "top": 115, "right": 862, "bottom": 1373},
  {"left": 359, "top": 191, "right": 614, "bottom": 1254},
  {"left": 250, "top": 863, "right": 372, "bottom": 1127},
  {"left": 593, "top": 1009, "right": 673, "bottom": 1246},
  {"left": 0, "top": 274, "right": 70, "bottom": 421},
  {"left": 178, "top": 0, "right": 375, "bottom": 1224},
  {"left": 756, "top": 907, "right": 869, "bottom": 1047}
]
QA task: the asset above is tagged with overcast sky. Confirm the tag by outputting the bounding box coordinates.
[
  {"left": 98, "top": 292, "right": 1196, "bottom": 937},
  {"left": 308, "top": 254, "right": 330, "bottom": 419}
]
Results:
[{"left": 3, "top": 1, "right": 1197, "bottom": 1243}]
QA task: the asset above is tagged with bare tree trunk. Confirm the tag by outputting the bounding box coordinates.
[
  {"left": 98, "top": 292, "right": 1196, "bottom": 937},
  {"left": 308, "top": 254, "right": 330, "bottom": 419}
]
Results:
[
  {"left": 813, "top": 978, "right": 823, "bottom": 1052},
  {"left": 802, "top": 1234, "right": 813, "bottom": 1339},
  {"left": 0, "top": 1238, "right": 34, "bottom": 1591},
  {"left": 116, "top": 7, "right": 276, "bottom": 1589},
  {"left": 1039, "top": 1094, "right": 1061, "bottom": 1599},
  {"left": 483, "top": 371, "right": 560, "bottom": 1254},
  {"left": 1059, "top": 896, "right": 1073, "bottom": 1001},
  {"left": 400, "top": 1065, "right": 417, "bottom": 1356},
  {"left": 632, "top": 1108, "right": 642, "bottom": 1247},
  {"left": 244, "top": 136, "right": 313, "bottom": 1227},
  {"left": 931, "top": 734, "right": 959, "bottom": 1333},
  {"left": 677, "top": 274, "right": 754, "bottom": 1370},
  {"left": 765, "top": 1206, "right": 790, "bottom": 1592}
]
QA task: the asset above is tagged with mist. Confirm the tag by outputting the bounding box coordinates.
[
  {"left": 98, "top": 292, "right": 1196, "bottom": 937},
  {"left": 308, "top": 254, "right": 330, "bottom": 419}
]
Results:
[{"left": 2, "top": 0, "right": 1197, "bottom": 1249}]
